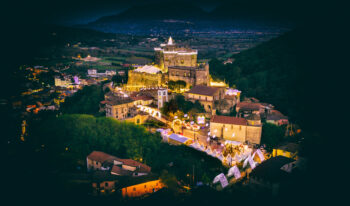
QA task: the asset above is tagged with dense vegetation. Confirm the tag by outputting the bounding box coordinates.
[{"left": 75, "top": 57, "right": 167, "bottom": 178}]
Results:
[
  {"left": 60, "top": 85, "right": 104, "bottom": 115},
  {"left": 168, "top": 80, "right": 187, "bottom": 91},
  {"left": 112, "top": 72, "right": 128, "bottom": 86},
  {"left": 261, "top": 123, "right": 286, "bottom": 151},
  {"left": 210, "top": 30, "right": 299, "bottom": 121},
  {"left": 161, "top": 95, "right": 205, "bottom": 118},
  {"left": 28, "top": 114, "right": 225, "bottom": 183}
]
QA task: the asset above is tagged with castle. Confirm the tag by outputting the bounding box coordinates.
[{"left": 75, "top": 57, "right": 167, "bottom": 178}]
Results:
[{"left": 125, "top": 37, "right": 209, "bottom": 91}]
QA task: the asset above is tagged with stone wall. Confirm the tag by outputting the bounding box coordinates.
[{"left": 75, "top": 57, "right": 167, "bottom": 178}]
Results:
[
  {"left": 168, "top": 65, "right": 209, "bottom": 88},
  {"left": 210, "top": 122, "right": 262, "bottom": 144},
  {"left": 155, "top": 50, "right": 197, "bottom": 72},
  {"left": 126, "top": 70, "right": 163, "bottom": 91},
  {"left": 246, "top": 126, "right": 262, "bottom": 144}
]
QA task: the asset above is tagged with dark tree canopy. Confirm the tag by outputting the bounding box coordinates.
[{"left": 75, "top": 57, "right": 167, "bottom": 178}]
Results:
[
  {"left": 60, "top": 85, "right": 104, "bottom": 115},
  {"left": 161, "top": 95, "right": 205, "bottom": 116},
  {"left": 261, "top": 123, "right": 285, "bottom": 151}
]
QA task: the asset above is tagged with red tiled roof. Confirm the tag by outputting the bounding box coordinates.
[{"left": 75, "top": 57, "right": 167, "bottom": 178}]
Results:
[
  {"left": 111, "top": 165, "right": 133, "bottom": 176},
  {"left": 131, "top": 95, "right": 154, "bottom": 101},
  {"left": 186, "top": 85, "right": 221, "bottom": 96},
  {"left": 87, "top": 151, "right": 121, "bottom": 163},
  {"left": 236, "top": 102, "right": 261, "bottom": 110},
  {"left": 211, "top": 115, "right": 247, "bottom": 126},
  {"left": 120, "top": 159, "right": 151, "bottom": 173}
]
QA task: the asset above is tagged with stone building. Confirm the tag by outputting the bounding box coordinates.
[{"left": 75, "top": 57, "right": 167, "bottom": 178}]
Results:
[
  {"left": 185, "top": 85, "right": 225, "bottom": 113},
  {"left": 86, "top": 151, "right": 155, "bottom": 196},
  {"left": 137, "top": 87, "right": 169, "bottom": 109},
  {"left": 125, "top": 65, "right": 163, "bottom": 91},
  {"left": 157, "top": 88, "right": 168, "bottom": 109},
  {"left": 105, "top": 97, "right": 137, "bottom": 120},
  {"left": 126, "top": 37, "right": 209, "bottom": 90},
  {"left": 168, "top": 63, "right": 209, "bottom": 88},
  {"left": 210, "top": 115, "right": 262, "bottom": 145},
  {"left": 154, "top": 37, "right": 197, "bottom": 73}
]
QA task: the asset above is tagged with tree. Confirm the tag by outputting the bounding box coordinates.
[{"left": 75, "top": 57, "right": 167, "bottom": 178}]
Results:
[
  {"left": 167, "top": 80, "right": 187, "bottom": 92},
  {"left": 261, "top": 123, "right": 285, "bottom": 151},
  {"left": 160, "top": 170, "right": 179, "bottom": 193},
  {"left": 60, "top": 85, "right": 104, "bottom": 115},
  {"left": 111, "top": 71, "right": 128, "bottom": 86}
]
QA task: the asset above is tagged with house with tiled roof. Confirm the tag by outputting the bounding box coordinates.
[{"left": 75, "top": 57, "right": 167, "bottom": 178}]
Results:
[
  {"left": 210, "top": 115, "right": 262, "bottom": 144},
  {"left": 266, "top": 110, "right": 289, "bottom": 126},
  {"left": 86, "top": 151, "right": 151, "bottom": 177},
  {"left": 87, "top": 151, "right": 157, "bottom": 196},
  {"left": 185, "top": 85, "right": 225, "bottom": 113}
]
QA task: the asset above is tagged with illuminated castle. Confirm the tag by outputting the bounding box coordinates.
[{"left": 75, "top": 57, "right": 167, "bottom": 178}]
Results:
[
  {"left": 126, "top": 37, "right": 209, "bottom": 91},
  {"left": 154, "top": 37, "right": 198, "bottom": 73}
]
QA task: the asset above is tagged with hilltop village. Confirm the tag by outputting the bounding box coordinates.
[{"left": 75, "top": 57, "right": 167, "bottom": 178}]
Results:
[{"left": 6, "top": 36, "right": 304, "bottom": 200}]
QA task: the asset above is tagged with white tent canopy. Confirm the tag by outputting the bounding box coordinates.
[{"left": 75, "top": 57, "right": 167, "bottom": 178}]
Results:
[{"left": 227, "top": 166, "right": 241, "bottom": 180}]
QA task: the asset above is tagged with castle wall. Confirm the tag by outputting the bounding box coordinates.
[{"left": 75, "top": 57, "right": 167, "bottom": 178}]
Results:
[
  {"left": 168, "top": 67, "right": 195, "bottom": 88},
  {"left": 126, "top": 70, "right": 162, "bottom": 91},
  {"left": 246, "top": 126, "right": 262, "bottom": 144}
]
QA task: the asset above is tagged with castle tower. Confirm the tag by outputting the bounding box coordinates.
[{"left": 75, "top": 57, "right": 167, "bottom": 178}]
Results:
[
  {"left": 168, "top": 36, "right": 173, "bottom": 45},
  {"left": 154, "top": 37, "right": 197, "bottom": 73},
  {"left": 158, "top": 88, "right": 168, "bottom": 109}
]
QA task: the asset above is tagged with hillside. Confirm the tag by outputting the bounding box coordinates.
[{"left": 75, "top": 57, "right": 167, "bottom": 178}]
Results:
[
  {"left": 210, "top": 30, "right": 300, "bottom": 121},
  {"left": 93, "top": 3, "right": 208, "bottom": 23}
]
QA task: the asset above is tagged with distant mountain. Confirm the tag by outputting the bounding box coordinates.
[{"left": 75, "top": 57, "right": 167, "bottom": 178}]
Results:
[
  {"left": 84, "top": 1, "right": 295, "bottom": 35},
  {"left": 93, "top": 2, "right": 209, "bottom": 23},
  {"left": 209, "top": 1, "right": 300, "bottom": 22}
]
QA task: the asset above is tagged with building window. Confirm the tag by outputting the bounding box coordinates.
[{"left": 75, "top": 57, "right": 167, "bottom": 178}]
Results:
[
  {"left": 144, "top": 185, "right": 147, "bottom": 188},
  {"left": 239, "top": 126, "right": 242, "bottom": 130},
  {"left": 163, "top": 91, "right": 166, "bottom": 95},
  {"left": 105, "top": 182, "right": 108, "bottom": 187},
  {"left": 133, "top": 187, "right": 136, "bottom": 191},
  {"left": 181, "top": 59, "right": 184, "bottom": 64}
]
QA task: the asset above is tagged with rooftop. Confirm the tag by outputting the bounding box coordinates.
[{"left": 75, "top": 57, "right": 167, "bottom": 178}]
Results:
[
  {"left": 186, "top": 85, "right": 221, "bottom": 96},
  {"left": 236, "top": 102, "right": 262, "bottom": 111},
  {"left": 168, "top": 133, "right": 191, "bottom": 143},
  {"left": 278, "top": 143, "right": 299, "bottom": 153},
  {"left": 211, "top": 115, "right": 247, "bottom": 126},
  {"left": 250, "top": 156, "right": 294, "bottom": 183},
  {"left": 87, "top": 151, "right": 121, "bottom": 164},
  {"left": 111, "top": 165, "right": 133, "bottom": 176},
  {"left": 134, "top": 65, "right": 161, "bottom": 74}
]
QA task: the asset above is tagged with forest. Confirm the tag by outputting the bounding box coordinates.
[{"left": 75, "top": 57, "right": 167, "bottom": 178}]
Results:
[{"left": 209, "top": 30, "right": 299, "bottom": 122}]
